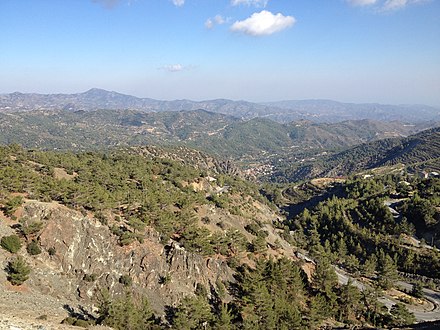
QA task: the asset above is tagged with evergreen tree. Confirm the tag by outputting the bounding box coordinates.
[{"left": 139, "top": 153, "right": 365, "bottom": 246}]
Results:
[
  {"left": 338, "top": 279, "right": 361, "bottom": 322},
  {"left": 214, "top": 303, "right": 234, "bottom": 330},
  {"left": 377, "top": 251, "right": 398, "bottom": 290},
  {"left": 308, "top": 294, "right": 327, "bottom": 329},
  {"left": 1, "top": 234, "right": 22, "bottom": 253},
  {"left": 172, "top": 296, "right": 214, "bottom": 330},
  {"left": 390, "top": 303, "right": 416, "bottom": 326},
  {"left": 410, "top": 282, "right": 424, "bottom": 299},
  {"left": 6, "top": 256, "right": 31, "bottom": 285},
  {"left": 312, "top": 257, "right": 338, "bottom": 300}
]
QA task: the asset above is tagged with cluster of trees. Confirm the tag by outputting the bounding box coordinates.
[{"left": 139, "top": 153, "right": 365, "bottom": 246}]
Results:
[
  {"left": 272, "top": 127, "right": 440, "bottom": 183},
  {"left": 0, "top": 145, "right": 275, "bottom": 258},
  {"left": 1, "top": 144, "right": 434, "bottom": 328},
  {"left": 76, "top": 257, "right": 412, "bottom": 329},
  {"left": 290, "top": 173, "right": 440, "bottom": 281}
]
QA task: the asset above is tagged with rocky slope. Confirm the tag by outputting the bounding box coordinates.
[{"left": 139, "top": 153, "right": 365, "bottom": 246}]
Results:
[{"left": 0, "top": 192, "right": 292, "bottom": 327}]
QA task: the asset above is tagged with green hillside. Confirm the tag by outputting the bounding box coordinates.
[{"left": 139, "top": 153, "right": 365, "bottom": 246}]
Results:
[
  {"left": 0, "top": 109, "right": 432, "bottom": 162},
  {"left": 273, "top": 127, "right": 440, "bottom": 182}
]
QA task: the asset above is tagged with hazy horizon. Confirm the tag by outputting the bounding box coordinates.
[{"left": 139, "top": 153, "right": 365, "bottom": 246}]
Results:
[
  {"left": 2, "top": 87, "right": 440, "bottom": 108},
  {"left": 1, "top": 0, "right": 439, "bottom": 105}
]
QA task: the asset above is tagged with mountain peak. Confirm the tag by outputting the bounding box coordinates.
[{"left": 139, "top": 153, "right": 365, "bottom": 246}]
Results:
[{"left": 82, "top": 88, "right": 112, "bottom": 95}]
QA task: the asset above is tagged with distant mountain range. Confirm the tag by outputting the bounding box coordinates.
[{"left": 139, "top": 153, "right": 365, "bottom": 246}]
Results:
[{"left": 1, "top": 88, "right": 439, "bottom": 123}]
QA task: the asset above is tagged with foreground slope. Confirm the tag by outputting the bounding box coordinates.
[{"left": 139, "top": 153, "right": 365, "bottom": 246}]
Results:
[{"left": 1, "top": 144, "right": 439, "bottom": 329}]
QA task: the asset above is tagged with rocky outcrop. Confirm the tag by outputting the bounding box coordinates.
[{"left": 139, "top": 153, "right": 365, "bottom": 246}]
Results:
[{"left": 20, "top": 200, "right": 234, "bottom": 314}]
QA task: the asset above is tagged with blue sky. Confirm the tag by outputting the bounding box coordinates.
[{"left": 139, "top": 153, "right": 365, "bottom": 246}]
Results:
[{"left": 1, "top": 0, "right": 439, "bottom": 105}]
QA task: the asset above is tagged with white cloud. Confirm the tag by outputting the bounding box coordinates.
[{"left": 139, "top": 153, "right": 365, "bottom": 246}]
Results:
[
  {"left": 380, "top": 0, "right": 431, "bottom": 11},
  {"left": 205, "top": 18, "right": 214, "bottom": 29},
  {"left": 205, "top": 15, "right": 226, "bottom": 29},
  {"left": 214, "top": 15, "right": 225, "bottom": 25},
  {"left": 347, "top": 0, "right": 378, "bottom": 6},
  {"left": 231, "top": 0, "right": 269, "bottom": 7},
  {"left": 347, "top": 0, "right": 430, "bottom": 10},
  {"left": 162, "top": 64, "right": 184, "bottom": 72},
  {"left": 172, "top": 0, "right": 184, "bottom": 7},
  {"left": 230, "top": 10, "right": 296, "bottom": 36},
  {"left": 382, "top": 0, "right": 408, "bottom": 10}
]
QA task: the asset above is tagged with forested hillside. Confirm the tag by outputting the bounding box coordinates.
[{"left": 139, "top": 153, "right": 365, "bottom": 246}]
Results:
[
  {"left": 0, "top": 109, "right": 433, "bottom": 161},
  {"left": 1, "top": 144, "right": 439, "bottom": 329},
  {"left": 273, "top": 127, "right": 440, "bottom": 182}
]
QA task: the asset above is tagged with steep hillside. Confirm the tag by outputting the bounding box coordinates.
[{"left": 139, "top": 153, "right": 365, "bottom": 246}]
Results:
[
  {"left": 1, "top": 145, "right": 439, "bottom": 329},
  {"left": 0, "top": 145, "right": 295, "bottom": 325},
  {"left": 272, "top": 127, "right": 440, "bottom": 182}
]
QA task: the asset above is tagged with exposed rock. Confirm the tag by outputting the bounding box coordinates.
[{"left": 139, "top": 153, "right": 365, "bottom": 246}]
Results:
[{"left": 20, "top": 200, "right": 234, "bottom": 314}]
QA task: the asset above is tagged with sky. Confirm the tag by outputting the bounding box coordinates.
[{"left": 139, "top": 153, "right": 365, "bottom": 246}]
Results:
[{"left": 1, "top": 0, "right": 439, "bottom": 105}]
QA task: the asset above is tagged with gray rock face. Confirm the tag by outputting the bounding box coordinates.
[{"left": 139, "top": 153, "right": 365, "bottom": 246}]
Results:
[{"left": 21, "top": 201, "right": 234, "bottom": 313}]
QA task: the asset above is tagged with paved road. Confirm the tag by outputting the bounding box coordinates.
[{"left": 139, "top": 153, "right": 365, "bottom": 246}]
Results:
[
  {"left": 397, "top": 281, "right": 440, "bottom": 322},
  {"left": 334, "top": 267, "right": 440, "bottom": 322}
]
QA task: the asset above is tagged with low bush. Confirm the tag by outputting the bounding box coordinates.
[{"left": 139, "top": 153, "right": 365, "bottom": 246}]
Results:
[
  {"left": 1, "top": 234, "right": 22, "bottom": 253},
  {"left": 27, "top": 240, "right": 42, "bottom": 255}
]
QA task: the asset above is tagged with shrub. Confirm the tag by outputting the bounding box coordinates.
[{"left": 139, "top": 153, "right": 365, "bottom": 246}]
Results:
[
  {"left": 6, "top": 256, "right": 31, "bottom": 285},
  {"left": 2, "top": 196, "right": 23, "bottom": 216},
  {"left": 62, "top": 317, "right": 76, "bottom": 325},
  {"left": 62, "top": 317, "right": 93, "bottom": 328},
  {"left": 119, "top": 274, "right": 132, "bottom": 287},
  {"left": 159, "top": 274, "right": 171, "bottom": 285},
  {"left": 21, "top": 221, "right": 44, "bottom": 237},
  {"left": 244, "top": 223, "right": 261, "bottom": 236},
  {"left": 83, "top": 273, "right": 97, "bottom": 282},
  {"left": 48, "top": 246, "right": 56, "bottom": 256},
  {"left": 1, "top": 234, "right": 22, "bottom": 253},
  {"left": 119, "top": 232, "right": 136, "bottom": 246},
  {"left": 26, "top": 240, "right": 42, "bottom": 255}
]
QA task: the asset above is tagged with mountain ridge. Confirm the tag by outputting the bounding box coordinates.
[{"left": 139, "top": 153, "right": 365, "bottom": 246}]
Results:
[{"left": 1, "top": 88, "right": 439, "bottom": 123}]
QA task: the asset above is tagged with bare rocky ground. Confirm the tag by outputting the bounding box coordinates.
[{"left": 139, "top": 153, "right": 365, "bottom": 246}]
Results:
[
  {"left": 0, "top": 288, "right": 77, "bottom": 330},
  {"left": 0, "top": 286, "right": 111, "bottom": 330},
  {"left": 0, "top": 211, "right": 108, "bottom": 330}
]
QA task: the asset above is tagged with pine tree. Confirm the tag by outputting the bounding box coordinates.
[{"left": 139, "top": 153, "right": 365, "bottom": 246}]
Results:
[
  {"left": 308, "top": 294, "right": 327, "bottom": 329},
  {"left": 214, "top": 303, "right": 234, "bottom": 330},
  {"left": 390, "top": 303, "right": 416, "bottom": 326},
  {"left": 377, "top": 251, "right": 398, "bottom": 290},
  {"left": 362, "top": 254, "right": 377, "bottom": 277},
  {"left": 312, "top": 257, "right": 338, "bottom": 298},
  {"left": 410, "top": 282, "right": 424, "bottom": 299},
  {"left": 338, "top": 279, "right": 361, "bottom": 322},
  {"left": 172, "top": 296, "right": 213, "bottom": 330},
  {"left": 6, "top": 256, "right": 31, "bottom": 285}
]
